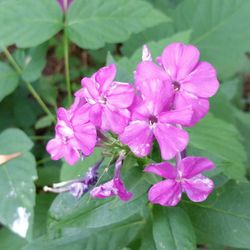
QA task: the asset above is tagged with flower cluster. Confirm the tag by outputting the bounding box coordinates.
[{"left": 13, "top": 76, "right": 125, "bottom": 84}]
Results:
[{"left": 46, "top": 42, "right": 219, "bottom": 206}]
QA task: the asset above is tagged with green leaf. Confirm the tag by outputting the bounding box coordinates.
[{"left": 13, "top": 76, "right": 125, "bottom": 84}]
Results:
[
  {"left": 153, "top": 206, "right": 196, "bottom": 250},
  {"left": 172, "top": 0, "right": 250, "bottom": 79},
  {"left": 66, "top": 0, "right": 170, "bottom": 49},
  {"left": 35, "top": 116, "right": 53, "bottom": 130},
  {"left": 14, "top": 43, "right": 48, "bottom": 82},
  {"left": 0, "top": 129, "right": 37, "bottom": 240},
  {"left": 182, "top": 181, "right": 250, "bottom": 248},
  {"left": 0, "top": 228, "right": 27, "bottom": 250},
  {"left": 0, "top": 0, "right": 63, "bottom": 47},
  {"left": 188, "top": 114, "right": 247, "bottom": 180},
  {"left": 0, "top": 62, "right": 19, "bottom": 102},
  {"left": 23, "top": 219, "right": 144, "bottom": 250},
  {"left": 117, "top": 30, "right": 191, "bottom": 82}
]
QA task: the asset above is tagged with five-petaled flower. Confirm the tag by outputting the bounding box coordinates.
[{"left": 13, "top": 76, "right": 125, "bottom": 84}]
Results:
[{"left": 144, "top": 157, "right": 215, "bottom": 206}]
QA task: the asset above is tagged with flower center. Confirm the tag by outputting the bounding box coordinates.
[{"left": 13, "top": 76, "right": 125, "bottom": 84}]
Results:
[
  {"left": 99, "top": 95, "right": 107, "bottom": 104},
  {"left": 172, "top": 81, "right": 181, "bottom": 91},
  {"left": 149, "top": 115, "right": 158, "bottom": 126}
]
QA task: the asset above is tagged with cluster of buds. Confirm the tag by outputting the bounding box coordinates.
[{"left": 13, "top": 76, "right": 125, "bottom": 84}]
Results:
[{"left": 45, "top": 43, "right": 219, "bottom": 206}]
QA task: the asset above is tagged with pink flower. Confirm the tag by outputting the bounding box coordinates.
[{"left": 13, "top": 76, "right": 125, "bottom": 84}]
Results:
[
  {"left": 120, "top": 78, "right": 192, "bottom": 160},
  {"left": 144, "top": 157, "right": 215, "bottom": 206},
  {"left": 77, "top": 64, "right": 135, "bottom": 134},
  {"left": 46, "top": 105, "right": 97, "bottom": 165},
  {"left": 136, "top": 43, "right": 219, "bottom": 125},
  {"left": 57, "top": 0, "right": 73, "bottom": 12},
  {"left": 90, "top": 152, "right": 132, "bottom": 201}
]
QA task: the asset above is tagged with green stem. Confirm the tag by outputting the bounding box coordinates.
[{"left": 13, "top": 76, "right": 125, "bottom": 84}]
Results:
[
  {"left": 3, "top": 47, "right": 56, "bottom": 123},
  {"left": 63, "top": 26, "right": 72, "bottom": 105}
]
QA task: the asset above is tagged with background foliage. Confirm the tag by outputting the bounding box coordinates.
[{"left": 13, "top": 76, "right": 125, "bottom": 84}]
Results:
[{"left": 0, "top": 0, "right": 250, "bottom": 249}]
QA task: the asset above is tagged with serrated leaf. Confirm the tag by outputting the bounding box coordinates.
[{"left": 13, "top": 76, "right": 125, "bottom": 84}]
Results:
[
  {"left": 0, "top": 0, "right": 63, "bottom": 47},
  {"left": 172, "top": 0, "right": 250, "bottom": 79},
  {"left": 153, "top": 206, "right": 196, "bottom": 250},
  {"left": 182, "top": 181, "right": 250, "bottom": 248},
  {"left": 0, "top": 62, "right": 19, "bottom": 102},
  {"left": 188, "top": 114, "right": 247, "bottom": 180},
  {"left": 0, "top": 129, "right": 37, "bottom": 240},
  {"left": 66, "top": 0, "right": 170, "bottom": 49}
]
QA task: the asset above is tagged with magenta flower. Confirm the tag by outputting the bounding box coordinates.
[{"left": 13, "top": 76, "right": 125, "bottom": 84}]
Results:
[
  {"left": 57, "top": 0, "right": 73, "bottom": 12},
  {"left": 136, "top": 43, "right": 219, "bottom": 125},
  {"left": 77, "top": 64, "right": 135, "bottom": 134},
  {"left": 120, "top": 78, "right": 192, "bottom": 160},
  {"left": 46, "top": 106, "right": 97, "bottom": 165},
  {"left": 144, "top": 157, "right": 215, "bottom": 206},
  {"left": 90, "top": 152, "right": 132, "bottom": 201}
]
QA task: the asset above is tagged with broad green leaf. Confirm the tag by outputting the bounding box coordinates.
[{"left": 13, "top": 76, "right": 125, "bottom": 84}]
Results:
[
  {"left": 0, "top": 228, "right": 27, "bottom": 250},
  {"left": 118, "top": 30, "right": 191, "bottom": 82},
  {"left": 182, "top": 181, "right": 250, "bottom": 248},
  {"left": 0, "top": 129, "right": 37, "bottom": 240},
  {"left": 23, "top": 219, "right": 144, "bottom": 250},
  {"left": 14, "top": 43, "right": 48, "bottom": 82},
  {"left": 153, "top": 206, "right": 196, "bottom": 250},
  {"left": 0, "top": 0, "right": 63, "bottom": 47},
  {"left": 188, "top": 114, "right": 247, "bottom": 180},
  {"left": 0, "top": 62, "right": 19, "bottom": 102},
  {"left": 66, "top": 0, "right": 170, "bottom": 49},
  {"left": 49, "top": 168, "right": 149, "bottom": 232},
  {"left": 172, "top": 0, "right": 250, "bottom": 79}
]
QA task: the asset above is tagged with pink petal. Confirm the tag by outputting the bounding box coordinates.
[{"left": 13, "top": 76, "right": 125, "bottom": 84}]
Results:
[
  {"left": 154, "top": 123, "right": 189, "bottom": 160},
  {"left": 46, "top": 138, "right": 64, "bottom": 160},
  {"left": 181, "top": 62, "right": 219, "bottom": 98},
  {"left": 137, "top": 78, "right": 173, "bottom": 115},
  {"left": 174, "top": 91, "right": 209, "bottom": 126},
  {"left": 144, "top": 162, "right": 177, "bottom": 179},
  {"left": 95, "top": 64, "right": 116, "bottom": 93},
  {"left": 90, "top": 180, "right": 115, "bottom": 199},
  {"left": 114, "top": 178, "right": 133, "bottom": 201},
  {"left": 81, "top": 77, "right": 100, "bottom": 103},
  {"left": 102, "top": 105, "right": 130, "bottom": 134},
  {"left": 106, "top": 82, "right": 135, "bottom": 108},
  {"left": 119, "top": 121, "right": 153, "bottom": 157},
  {"left": 72, "top": 103, "right": 92, "bottom": 126},
  {"left": 148, "top": 179, "right": 182, "bottom": 206},
  {"left": 182, "top": 174, "right": 214, "bottom": 202},
  {"left": 161, "top": 43, "right": 200, "bottom": 80},
  {"left": 159, "top": 106, "right": 193, "bottom": 126},
  {"left": 74, "top": 122, "right": 97, "bottom": 155},
  {"left": 63, "top": 146, "right": 80, "bottom": 166},
  {"left": 135, "top": 61, "right": 169, "bottom": 90},
  {"left": 57, "top": 107, "right": 71, "bottom": 122},
  {"left": 179, "top": 157, "right": 215, "bottom": 179}
]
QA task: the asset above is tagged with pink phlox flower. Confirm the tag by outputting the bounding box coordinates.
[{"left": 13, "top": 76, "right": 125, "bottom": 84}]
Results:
[
  {"left": 46, "top": 105, "right": 96, "bottom": 166},
  {"left": 136, "top": 43, "right": 219, "bottom": 125},
  {"left": 57, "top": 0, "right": 73, "bottom": 12},
  {"left": 90, "top": 152, "right": 133, "bottom": 201},
  {"left": 77, "top": 64, "right": 135, "bottom": 134},
  {"left": 144, "top": 157, "right": 215, "bottom": 206},
  {"left": 120, "top": 77, "right": 193, "bottom": 160}
]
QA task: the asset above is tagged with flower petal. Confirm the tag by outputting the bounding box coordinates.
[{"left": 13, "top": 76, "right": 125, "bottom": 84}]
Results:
[
  {"left": 174, "top": 91, "right": 209, "bottom": 126},
  {"left": 95, "top": 64, "right": 116, "bottom": 92},
  {"left": 81, "top": 77, "right": 100, "bottom": 103},
  {"left": 148, "top": 179, "right": 182, "bottom": 206},
  {"left": 182, "top": 174, "right": 214, "bottom": 202},
  {"left": 63, "top": 146, "right": 80, "bottom": 166},
  {"left": 159, "top": 106, "right": 193, "bottom": 126},
  {"left": 154, "top": 123, "right": 189, "bottom": 160},
  {"left": 106, "top": 82, "right": 134, "bottom": 108},
  {"left": 114, "top": 178, "right": 133, "bottom": 201},
  {"left": 179, "top": 157, "right": 215, "bottom": 179},
  {"left": 90, "top": 180, "right": 115, "bottom": 199},
  {"left": 46, "top": 137, "right": 64, "bottom": 160},
  {"left": 161, "top": 43, "right": 200, "bottom": 80},
  {"left": 181, "top": 62, "right": 219, "bottom": 98},
  {"left": 120, "top": 121, "right": 153, "bottom": 157},
  {"left": 144, "top": 162, "right": 177, "bottom": 179},
  {"left": 102, "top": 105, "right": 130, "bottom": 134}
]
